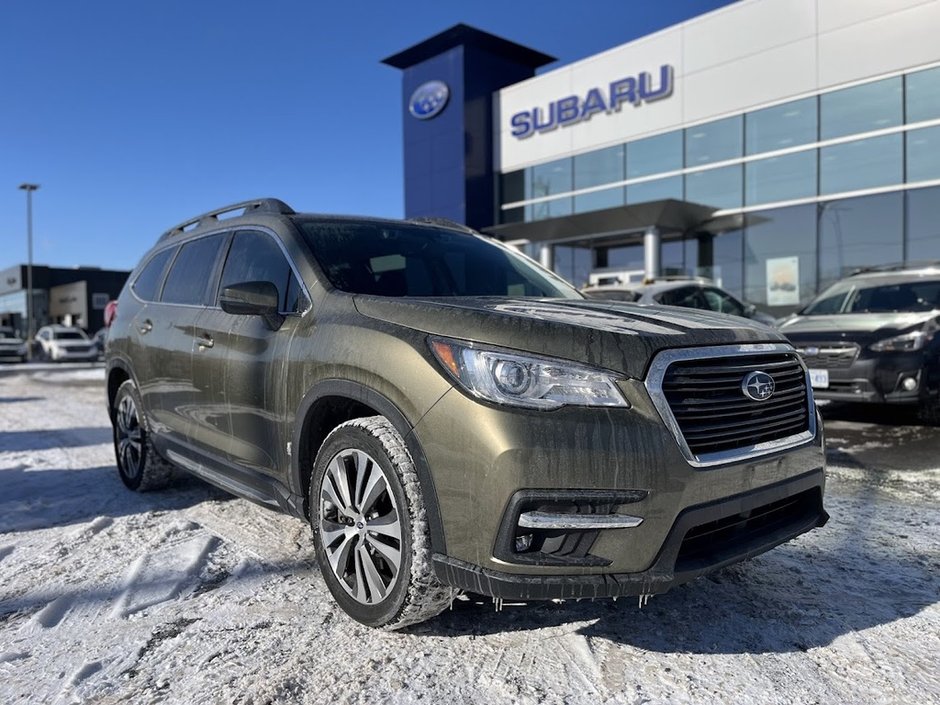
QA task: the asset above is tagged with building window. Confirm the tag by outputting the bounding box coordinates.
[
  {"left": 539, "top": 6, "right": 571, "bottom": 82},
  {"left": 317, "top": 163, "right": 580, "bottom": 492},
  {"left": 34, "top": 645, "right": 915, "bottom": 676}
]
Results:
[
  {"left": 818, "top": 192, "right": 903, "bottom": 288},
  {"left": 529, "top": 158, "right": 572, "bottom": 200},
  {"left": 685, "top": 115, "right": 743, "bottom": 167},
  {"left": 626, "top": 175, "right": 682, "bottom": 204},
  {"left": 554, "top": 245, "right": 593, "bottom": 289},
  {"left": 906, "top": 186, "right": 940, "bottom": 261},
  {"left": 574, "top": 145, "right": 624, "bottom": 190},
  {"left": 906, "top": 66, "right": 940, "bottom": 124},
  {"left": 710, "top": 229, "right": 744, "bottom": 299},
  {"left": 819, "top": 134, "right": 902, "bottom": 195},
  {"left": 906, "top": 125, "right": 940, "bottom": 183},
  {"left": 743, "top": 205, "right": 817, "bottom": 311},
  {"left": 574, "top": 187, "right": 624, "bottom": 214},
  {"left": 626, "top": 130, "right": 682, "bottom": 178},
  {"left": 606, "top": 244, "right": 644, "bottom": 272},
  {"left": 820, "top": 76, "right": 902, "bottom": 140},
  {"left": 745, "top": 97, "right": 817, "bottom": 155},
  {"left": 745, "top": 151, "right": 817, "bottom": 206},
  {"left": 685, "top": 165, "right": 743, "bottom": 209}
]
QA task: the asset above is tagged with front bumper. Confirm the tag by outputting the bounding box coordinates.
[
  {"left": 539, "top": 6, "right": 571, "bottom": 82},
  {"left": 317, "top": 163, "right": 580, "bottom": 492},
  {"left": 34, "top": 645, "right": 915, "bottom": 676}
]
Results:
[
  {"left": 434, "top": 470, "right": 827, "bottom": 600},
  {"left": 805, "top": 351, "right": 932, "bottom": 404},
  {"left": 414, "top": 376, "right": 827, "bottom": 597}
]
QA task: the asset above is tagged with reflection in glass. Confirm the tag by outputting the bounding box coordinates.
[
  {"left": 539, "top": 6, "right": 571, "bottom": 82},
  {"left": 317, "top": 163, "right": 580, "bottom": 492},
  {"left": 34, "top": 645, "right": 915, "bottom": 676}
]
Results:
[
  {"left": 818, "top": 192, "right": 903, "bottom": 288},
  {"left": 626, "top": 175, "right": 682, "bottom": 204},
  {"left": 685, "top": 165, "right": 743, "bottom": 209},
  {"left": 627, "top": 131, "right": 682, "bottom": 178},
  {"left": 746, "top": 97, "right": 817, "bottom": 155},
  {"left": 574, "top": 145, "right": 625, "bottom": 190},
  {"left": 554, "top": 245, "right": 594, "bottom": 289},
  {"left": 820, "top": 77, "right": 902, "bottom": 140},
  {"left": 745, "top": 151, "right": 817, "bottom": 206},
  {"left": 575, "top": 187, "right": 624, "bottom": 214},
  {"left": 743, "top": 205, "right": 817, "bottom": 310},
  {"left": 685, "top": 116, "right": 743, "bottom": 166},
  {"left": 906, "top": 126, "right": 940, "bottom": 183},
  {"left": 906, "top": 187, "right": 940, "bottom": 261},
  {"left": 820, "top": 134, "right": 902, "bottom": 195},
  {"left": 906, "top": 66, "right": 940, "bottom": 124},
  {"left": 711, "top": 229, "right": 744, "bottom": 298},
  {"left": 529, "top": 158, "right": 573, "bottom": 199}
]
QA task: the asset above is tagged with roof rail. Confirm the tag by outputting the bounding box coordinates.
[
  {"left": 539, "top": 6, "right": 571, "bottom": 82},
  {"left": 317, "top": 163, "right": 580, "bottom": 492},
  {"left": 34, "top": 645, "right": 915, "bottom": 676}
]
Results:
[
  {"left": 407, "top": 216, "right": 477, "bottom": 234},
  {"left": 848, "top": 260, "right": 940, "bottom": 276},
  {"left": 158, "top": 198, "right": 295, "bottom": 241}
]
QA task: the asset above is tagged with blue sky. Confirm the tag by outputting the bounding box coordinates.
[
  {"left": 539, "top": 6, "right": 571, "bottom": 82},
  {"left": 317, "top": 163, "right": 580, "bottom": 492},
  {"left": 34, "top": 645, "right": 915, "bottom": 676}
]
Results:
[{"left": 1, "top": 0, "right": 733, "bottom": 271}]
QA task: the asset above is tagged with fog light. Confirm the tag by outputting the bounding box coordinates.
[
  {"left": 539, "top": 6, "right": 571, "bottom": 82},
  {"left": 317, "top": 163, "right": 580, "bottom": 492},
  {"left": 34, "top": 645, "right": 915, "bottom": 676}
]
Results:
[
  {"left": 514, "top": 534, "right": 533, "bottom": 552},
  {"left": 901, "top": 376, "right": 918, "bottom": 392}
]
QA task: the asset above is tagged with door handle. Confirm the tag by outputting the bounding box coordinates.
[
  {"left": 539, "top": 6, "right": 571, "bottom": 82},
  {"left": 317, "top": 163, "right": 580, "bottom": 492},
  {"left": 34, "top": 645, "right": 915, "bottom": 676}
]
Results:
[
  {"left": 139, "top": 319, "right": 153, "bottom": 335},
  {"left": 197, "top": 334, "right": 214, "bottom": 350}
]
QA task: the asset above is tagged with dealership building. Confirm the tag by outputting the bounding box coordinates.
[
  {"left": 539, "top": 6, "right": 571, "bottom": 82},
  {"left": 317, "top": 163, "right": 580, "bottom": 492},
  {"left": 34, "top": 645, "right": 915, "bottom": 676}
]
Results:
[{"left": 384, "top": 0, "right": 940, "bottom": 314}]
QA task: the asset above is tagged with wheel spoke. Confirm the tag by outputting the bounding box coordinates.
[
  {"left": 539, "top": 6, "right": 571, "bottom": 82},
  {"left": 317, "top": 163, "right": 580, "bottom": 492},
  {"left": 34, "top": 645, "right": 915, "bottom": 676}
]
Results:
[
  {"left": 353, "top": 550, "right": 369, "bottom": 603},
  {"left": 366, "top": 535, "right": 401, "bottom": 574},
  {"left": 353, "top": 451, "right": 371, "bottom": 508},
  {"left": 327, "top": 455, "right": 355, "bottom": 513},
  {"left": 357, "top": 544, "right": 387, "bottom": 602},
  {"left": 327, "top": 530, "right": 357, "bottom": 578},
  {"left": 321, "top": 478, "right": 356, "bottom": 520},
  {"left": 359, "top": 468, "right": 387, "bottom": 517},
  {"left": 367, "top": 511, "right": 401, "bottom": 542},
  {"left": 319, "top": 519, "right": 347, "bottom": 549}
]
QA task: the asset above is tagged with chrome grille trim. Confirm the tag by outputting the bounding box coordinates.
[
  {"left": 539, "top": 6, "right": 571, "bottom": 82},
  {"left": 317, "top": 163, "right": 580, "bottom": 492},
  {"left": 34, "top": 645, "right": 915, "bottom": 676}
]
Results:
[{"left": 645, "top": 343, "right": 817, "bottom": 468}]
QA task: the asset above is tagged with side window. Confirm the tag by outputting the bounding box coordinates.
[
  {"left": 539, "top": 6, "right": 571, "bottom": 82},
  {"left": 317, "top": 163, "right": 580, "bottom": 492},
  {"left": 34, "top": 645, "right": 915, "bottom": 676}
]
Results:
[
  {"left": 220, "top": 230, "right": 302, "bottom": 312},
  {"left": 704, "top": 288, "right": 745, "bottom": 316},
  {"left": 161, "top": 234, "right": 228, "bottom": 306},
  {"left": 658, "top": 286, "right": 706, "bottom": 309},
  {"left": 132, "top": 248, "right": 175, "bottom": 302}
]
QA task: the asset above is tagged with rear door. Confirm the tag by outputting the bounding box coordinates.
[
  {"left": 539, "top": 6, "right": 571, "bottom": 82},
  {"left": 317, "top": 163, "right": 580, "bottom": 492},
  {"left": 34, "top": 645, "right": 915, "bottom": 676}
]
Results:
[{"left": 147, "top": 232, "right": 230, "bottom": 442}]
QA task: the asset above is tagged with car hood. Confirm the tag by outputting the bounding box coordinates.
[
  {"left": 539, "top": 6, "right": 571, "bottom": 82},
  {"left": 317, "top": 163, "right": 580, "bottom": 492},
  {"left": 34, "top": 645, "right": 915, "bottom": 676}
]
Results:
[
  {"left": 354, "top": 297, "right": 783, "bottom": 378},
  {"left": 778, "top": 311, "right": 939, "bottom": 338}
]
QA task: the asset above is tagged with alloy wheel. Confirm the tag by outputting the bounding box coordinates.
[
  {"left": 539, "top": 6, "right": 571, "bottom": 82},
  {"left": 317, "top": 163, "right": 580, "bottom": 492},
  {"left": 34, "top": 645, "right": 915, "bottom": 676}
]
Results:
[
  {"left": 319, "top": 449, "right": 402, "bottom": 605},
  {"left": 115, "top": 394, "right": 143, "bottom": 480}
]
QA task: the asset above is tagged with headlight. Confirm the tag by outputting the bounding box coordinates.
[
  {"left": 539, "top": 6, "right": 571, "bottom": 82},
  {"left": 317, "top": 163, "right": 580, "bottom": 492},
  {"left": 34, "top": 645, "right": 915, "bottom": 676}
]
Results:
[
  {"left": 429, "top": 337, "right": 629, "bottom": 410},
  {"left": 869, "top": 330, "right": 930, "bottom": 352}
]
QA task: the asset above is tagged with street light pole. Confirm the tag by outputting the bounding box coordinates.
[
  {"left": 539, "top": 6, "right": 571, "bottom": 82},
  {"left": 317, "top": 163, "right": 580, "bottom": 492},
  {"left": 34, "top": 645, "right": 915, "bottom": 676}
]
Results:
[{"left": 18, "top": 183, "right": 39, "bottom": 362}]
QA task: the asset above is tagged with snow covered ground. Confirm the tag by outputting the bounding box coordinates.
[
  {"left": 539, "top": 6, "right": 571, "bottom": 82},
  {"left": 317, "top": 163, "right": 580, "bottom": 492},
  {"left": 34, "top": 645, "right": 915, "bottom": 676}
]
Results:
[{"left": 0, "top": 366, "right": 938, "bottom": 704}]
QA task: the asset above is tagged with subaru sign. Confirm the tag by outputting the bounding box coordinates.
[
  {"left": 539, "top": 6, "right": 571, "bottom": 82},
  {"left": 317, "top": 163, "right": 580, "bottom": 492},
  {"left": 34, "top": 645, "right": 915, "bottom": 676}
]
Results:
[
  {"left": 510, "top": 65, "right": 674, "bottom": 139},
  {"left": 409, "top": 80, "right": 450, "bottom": 120}
]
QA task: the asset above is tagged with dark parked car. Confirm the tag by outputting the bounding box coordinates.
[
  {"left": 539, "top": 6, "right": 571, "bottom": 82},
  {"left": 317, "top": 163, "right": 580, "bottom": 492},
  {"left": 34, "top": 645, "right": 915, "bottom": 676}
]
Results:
[
  {"left": 582, "top": 279, "right": 777, "bottom": 326},
  {"left": 778, "top": 264, "right": 940, "bottom": 423},
  {"left": 106, "top": 198, "right": 827, "bottom": 628}
]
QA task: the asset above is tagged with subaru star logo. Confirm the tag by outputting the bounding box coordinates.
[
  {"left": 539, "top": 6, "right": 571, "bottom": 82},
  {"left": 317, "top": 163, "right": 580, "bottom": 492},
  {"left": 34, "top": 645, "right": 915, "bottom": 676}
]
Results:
[
  {"left": 742, "top": 371, "right": 775, "bottom": 401},
  {"left": 409, "top": 80, "right": 449, "bottom": 120}
]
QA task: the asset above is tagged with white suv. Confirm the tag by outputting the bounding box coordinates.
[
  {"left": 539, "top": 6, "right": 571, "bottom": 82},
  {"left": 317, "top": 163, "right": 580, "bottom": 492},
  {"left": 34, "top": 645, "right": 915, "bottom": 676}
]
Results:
[{"left": 35, "top": 325, "right": 98, "bottom": 362}]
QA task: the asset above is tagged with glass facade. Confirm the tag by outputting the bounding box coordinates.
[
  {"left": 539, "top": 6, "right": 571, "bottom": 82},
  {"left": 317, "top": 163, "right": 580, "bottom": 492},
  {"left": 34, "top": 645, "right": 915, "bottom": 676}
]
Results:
[{"left": 497, "top": 64, "right": 940, "bottom": 311}]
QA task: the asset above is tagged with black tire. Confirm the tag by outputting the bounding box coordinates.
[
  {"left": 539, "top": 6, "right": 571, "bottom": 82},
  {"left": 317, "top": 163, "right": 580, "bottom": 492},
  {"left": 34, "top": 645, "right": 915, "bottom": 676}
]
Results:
[
  {"left": 310, "top": 416, "right": 455, "bottom": 630},
  {"left": 112, "top": 379, "right": 175, "bottom": 491}
]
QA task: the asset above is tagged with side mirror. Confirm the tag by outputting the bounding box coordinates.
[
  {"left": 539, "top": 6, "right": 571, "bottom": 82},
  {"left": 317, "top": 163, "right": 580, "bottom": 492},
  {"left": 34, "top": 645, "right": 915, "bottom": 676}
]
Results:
[
  {"left": 220, "top": 281, "right": 284, "bottom": 330},
  {"left": 744, "top": 302, "right": 757, "bottom": 317}
]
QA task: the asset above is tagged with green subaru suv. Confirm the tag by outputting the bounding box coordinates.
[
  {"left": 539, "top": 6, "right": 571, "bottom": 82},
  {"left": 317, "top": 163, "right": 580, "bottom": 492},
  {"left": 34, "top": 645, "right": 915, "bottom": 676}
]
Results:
[{"left": 106, "top": 199, "right": 828, "bottom": 629}]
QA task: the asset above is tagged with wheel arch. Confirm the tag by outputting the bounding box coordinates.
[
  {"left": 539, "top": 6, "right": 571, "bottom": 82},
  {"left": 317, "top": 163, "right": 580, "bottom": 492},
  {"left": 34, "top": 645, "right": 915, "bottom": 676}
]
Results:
[{"left": 291, "top": 379, "right": 446, "bottom": 555}]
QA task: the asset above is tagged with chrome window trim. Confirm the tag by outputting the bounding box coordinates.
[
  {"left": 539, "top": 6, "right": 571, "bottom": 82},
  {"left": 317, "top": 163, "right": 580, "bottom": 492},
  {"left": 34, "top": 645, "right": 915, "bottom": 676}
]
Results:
[
  {"left": 132, "top": 224, "right": 313, "bottom": 316},
  {"left": 644, "top": 342, "right": 817, "bottom": 468}
]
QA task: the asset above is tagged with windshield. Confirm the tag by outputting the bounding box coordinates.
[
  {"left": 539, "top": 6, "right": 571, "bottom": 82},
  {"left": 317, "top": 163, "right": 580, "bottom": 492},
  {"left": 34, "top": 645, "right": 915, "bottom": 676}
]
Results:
[
  {"left": 54, "top": 330, "right": 88, "bottom": 341},
  {"left": 802, "top": 278, "right": 940, "bottom": 315},
  {"left": 297, "top": 220, "right": 581, "bottom": 299}
]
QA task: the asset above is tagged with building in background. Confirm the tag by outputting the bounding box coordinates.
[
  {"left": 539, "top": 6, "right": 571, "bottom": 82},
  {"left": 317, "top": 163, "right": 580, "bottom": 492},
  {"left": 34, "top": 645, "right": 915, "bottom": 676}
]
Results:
[
  {"left": 385, "top": 0, "right": 940, "bottom": 316},
  {"left": 0, "top": 264, "right": 129, "bottom": 335}
]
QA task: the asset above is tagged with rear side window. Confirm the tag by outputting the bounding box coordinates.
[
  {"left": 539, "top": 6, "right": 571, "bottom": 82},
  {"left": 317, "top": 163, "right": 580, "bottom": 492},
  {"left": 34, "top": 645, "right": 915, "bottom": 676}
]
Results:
[
  {"left": 132, "top": 248, "right": 174, "bottom": 302},
  {"left": 219, "top": 230, "right": 304, "bottom": 312},
  {"left": 161, "top": 234, "right": 227, "bottom": 306}
]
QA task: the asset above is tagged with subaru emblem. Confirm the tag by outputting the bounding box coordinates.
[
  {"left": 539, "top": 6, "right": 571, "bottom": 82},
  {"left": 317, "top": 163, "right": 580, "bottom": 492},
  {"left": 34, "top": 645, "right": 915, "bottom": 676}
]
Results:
[
  {"left": 409, "top": 80, "right": 450, "bottom": 120},
  {"left": 742, "top": 371, "right": 775, "bottom": 402}
]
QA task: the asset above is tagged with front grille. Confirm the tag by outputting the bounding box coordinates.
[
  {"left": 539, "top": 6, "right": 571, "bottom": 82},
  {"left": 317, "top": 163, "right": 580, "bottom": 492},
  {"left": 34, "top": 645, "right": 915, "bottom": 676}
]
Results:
[
  {"left": 661, "top": 352, "right": 810, "bottom": 457},
  {"left": 795, "top": 342, "right": 860, "bottom": 369}
]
